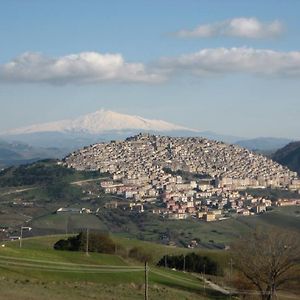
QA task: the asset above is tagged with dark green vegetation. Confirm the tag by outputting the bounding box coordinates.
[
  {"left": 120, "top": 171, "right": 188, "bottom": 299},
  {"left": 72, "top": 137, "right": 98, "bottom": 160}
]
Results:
[
  {"left": 0, "top": 160, "right": 109, "bottom": 228},
  {"left": 273, "top": 141, "right": 300, "bottom": 175},
  {"left": 157, "top": 253, "right": 222, "bottom": 276},
  {"left": 0, "top": 159, "right": 101, "bottom": 204},
  {"left": 0, "top": 159, "right": 100, "bottom": 187},
  {"left": 54, "top": 231, "right": 116, "bottom": 254},
  {"left": 0, "top": 235, "right": 230, "bottom": 300}
]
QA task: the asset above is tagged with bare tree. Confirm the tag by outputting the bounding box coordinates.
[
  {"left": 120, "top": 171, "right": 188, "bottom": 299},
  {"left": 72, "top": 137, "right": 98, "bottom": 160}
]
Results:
[{"left": 232, "top": 228, "right": 300, "bottom": 300}]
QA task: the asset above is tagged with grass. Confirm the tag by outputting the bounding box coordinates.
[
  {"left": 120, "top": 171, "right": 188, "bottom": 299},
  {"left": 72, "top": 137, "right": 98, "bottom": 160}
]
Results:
[{"left": 0, "top": 235, "right": 230, "bottom": 300}]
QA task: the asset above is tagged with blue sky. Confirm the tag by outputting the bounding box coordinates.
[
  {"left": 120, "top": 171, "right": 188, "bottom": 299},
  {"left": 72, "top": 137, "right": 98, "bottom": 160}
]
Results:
[{"left": 1, "top": 0, "right": 300, "bottom": 139}]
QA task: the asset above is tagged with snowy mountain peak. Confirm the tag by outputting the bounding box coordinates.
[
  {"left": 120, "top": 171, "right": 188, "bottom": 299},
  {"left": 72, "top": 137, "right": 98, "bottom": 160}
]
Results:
[{"left": 3, "top": 109, "right": 197, "bottom": 135}]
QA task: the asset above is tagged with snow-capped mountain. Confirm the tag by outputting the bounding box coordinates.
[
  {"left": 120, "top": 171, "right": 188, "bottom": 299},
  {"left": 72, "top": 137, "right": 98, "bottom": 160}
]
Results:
[
  {"left": 0, "top": 110, "right": 292, "bottom": 163},
  {"left": 3, "top": 109, "right": 196, "bottom": 135}
]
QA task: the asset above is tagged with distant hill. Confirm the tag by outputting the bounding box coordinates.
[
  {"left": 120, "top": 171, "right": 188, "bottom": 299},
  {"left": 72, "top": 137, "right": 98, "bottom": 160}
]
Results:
[
  {"left": 235, "top": 137, "right": 292, "bottom": 152},
  {"left": 272, "top": 141, "right": 300, "bottom": 175},
  {"left": 0, "top": 140, "right": 67, "bottom": 169}
]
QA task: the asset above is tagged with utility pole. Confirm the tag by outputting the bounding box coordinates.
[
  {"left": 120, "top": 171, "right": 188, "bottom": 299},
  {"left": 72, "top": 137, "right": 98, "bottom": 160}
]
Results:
[
  {"left": 164, "top": 255, "right": 167, "bottom": 268},
  {"left": 144, "top": 261, "right": 149, "bottom": 300},
  {"left": 183, "top": 254, "right": 186, "bottom": 272},
  {"left": 19, "top": 226, "right": 32, "bottom": 248},
  {"left": 19, "top": 227, "right": 23, "bottom": 249},
  {"left": 203, "top": 263, "right": 206, "bottom": 295},
  {"left": 86, "top": 228, "right": 89, "bottom": 256},
  {"left": 65, "top": 216, "right": 69, "bottom": 236},
  {"left": 229, "top": 258, "right": 233, "bottom": 300}
]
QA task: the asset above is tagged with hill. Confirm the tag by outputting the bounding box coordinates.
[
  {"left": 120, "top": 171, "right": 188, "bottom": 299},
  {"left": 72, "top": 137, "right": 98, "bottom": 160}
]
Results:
[
  {"left": 272, "top": 141, "right": 300, "bottom": 175},
  {"left": 65, "top": 133, "right": 296, "bottom": 188},
  {"left": 0, "top": 235, "right": 228, "bottom": 300},
  {"left": 0, "top": 157, "right": 299, "bottom": 249},
  {"left": 0, "top": 140, "right": 67, "bottom": 169}
]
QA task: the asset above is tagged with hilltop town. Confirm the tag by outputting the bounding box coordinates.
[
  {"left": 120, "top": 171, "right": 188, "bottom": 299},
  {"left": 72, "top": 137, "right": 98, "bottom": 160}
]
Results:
[{"left": 64, "top": 133, "right": 300, "bottom": 221}]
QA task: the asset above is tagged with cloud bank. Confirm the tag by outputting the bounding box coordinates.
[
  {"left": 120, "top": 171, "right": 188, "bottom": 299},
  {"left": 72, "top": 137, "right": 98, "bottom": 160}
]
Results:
[
  {"left": 0, "top": 52, "right": 164, "bottom": 84},
  {"left": 1, "top": 48, "right": 300, "bottom": 85},
  {"left": 175, "top": 18, "right": 283, "bottom": 39},
  {"left": 160, "top": 47, "right": 300, "bottom": 77}
]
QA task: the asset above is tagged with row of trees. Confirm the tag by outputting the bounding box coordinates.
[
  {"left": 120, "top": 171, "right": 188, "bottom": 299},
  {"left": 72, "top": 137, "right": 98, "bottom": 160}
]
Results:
[{"left": 157, "top": 252, "right": 222, "bottom": 276}]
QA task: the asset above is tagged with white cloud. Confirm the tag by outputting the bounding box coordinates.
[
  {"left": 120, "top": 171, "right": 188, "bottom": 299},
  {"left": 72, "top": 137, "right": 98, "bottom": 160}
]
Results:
[
  {"left": 0, "top": 52, "right": 165, "bottom": 85},
  {"left": 160, "top": 47, "right": 300, "bottom": 77},
  {"left": 175, "top": 18, "right": 283, "bottom": 39},
  {"left": 2, "top": 48, "right": 300, "bottom": 85}
]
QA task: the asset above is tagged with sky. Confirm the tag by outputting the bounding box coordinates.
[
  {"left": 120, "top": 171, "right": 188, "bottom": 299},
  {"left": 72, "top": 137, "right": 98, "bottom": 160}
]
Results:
[{"left": 1, "top": 0, "right": 300, "bottom": 139}]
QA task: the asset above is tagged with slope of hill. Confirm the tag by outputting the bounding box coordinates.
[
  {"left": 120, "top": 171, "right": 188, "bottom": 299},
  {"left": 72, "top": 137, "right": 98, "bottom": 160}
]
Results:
[
  {"left": 65, "top": 133, "right": 296, "bottom": 185},
  {"left": 272, "top": 141, "right": 300, "bottom": 175},
  {"left": 0, "top": 235, "right": 226, "bottom": 300}
]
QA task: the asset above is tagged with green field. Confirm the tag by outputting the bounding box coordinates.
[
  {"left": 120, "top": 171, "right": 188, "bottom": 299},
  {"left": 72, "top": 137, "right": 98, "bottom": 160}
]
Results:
[{"left": 0, "top": 235, "right": 230, "bottom": 300}]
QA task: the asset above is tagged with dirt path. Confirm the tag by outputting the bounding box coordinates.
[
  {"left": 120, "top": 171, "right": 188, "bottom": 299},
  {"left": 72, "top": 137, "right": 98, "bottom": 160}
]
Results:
[
  {"left": 70, "top": 177, "right": 109, "bottom": 186},
  {"left": 1, "top": 187, "right": 37, "bottom": 196}
]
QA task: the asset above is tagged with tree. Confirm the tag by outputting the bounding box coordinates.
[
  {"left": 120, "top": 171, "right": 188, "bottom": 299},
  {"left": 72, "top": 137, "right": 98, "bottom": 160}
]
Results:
[
  {"left": 54, "top": 231, "right": 116, "bottom": 254},
  {"left": 232, "top": 228, "right": 300, "bottom": 300}
]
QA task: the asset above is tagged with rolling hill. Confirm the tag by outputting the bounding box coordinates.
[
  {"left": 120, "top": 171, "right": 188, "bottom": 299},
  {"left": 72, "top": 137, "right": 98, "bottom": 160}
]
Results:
[{"left": 0, "top": 235, "right": 227, "bottom": 300}]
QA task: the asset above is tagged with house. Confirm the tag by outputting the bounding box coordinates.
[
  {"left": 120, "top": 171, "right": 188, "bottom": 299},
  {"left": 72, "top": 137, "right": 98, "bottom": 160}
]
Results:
[
  {"left": 203, "top": 212, "right": 216, "bottom": 222},
  {"left": 104, "top": 201, "right": 118, "bottom": 209},
  {"left": 253, "top": 204, "right": 266, "bottom": 214},
  {"left": 168, "top": 213, "right": 188, "bottom": 220}
]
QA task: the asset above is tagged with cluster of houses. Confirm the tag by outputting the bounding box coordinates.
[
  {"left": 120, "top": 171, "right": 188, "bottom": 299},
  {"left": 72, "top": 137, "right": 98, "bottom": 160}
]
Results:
[
  {"left": 99, "top": 178, "right": 300, "bottom": 221},
  {"left": 63, "top": 133, "right": 300, "bottom": 221}
]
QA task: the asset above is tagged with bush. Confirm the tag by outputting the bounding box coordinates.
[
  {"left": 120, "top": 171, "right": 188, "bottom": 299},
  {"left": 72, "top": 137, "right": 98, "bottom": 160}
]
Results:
[{"left": 54, "top": 231, "right": 116, "bottom": 254}]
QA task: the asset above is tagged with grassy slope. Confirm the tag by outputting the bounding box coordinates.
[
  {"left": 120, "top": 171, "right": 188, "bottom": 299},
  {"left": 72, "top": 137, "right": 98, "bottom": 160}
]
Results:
[
  {"left": 0, "top": 235, "right": 229, "bottom": 300},
  {"left": 28, "top": 205, "right": 300, "bottom": 248}
]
